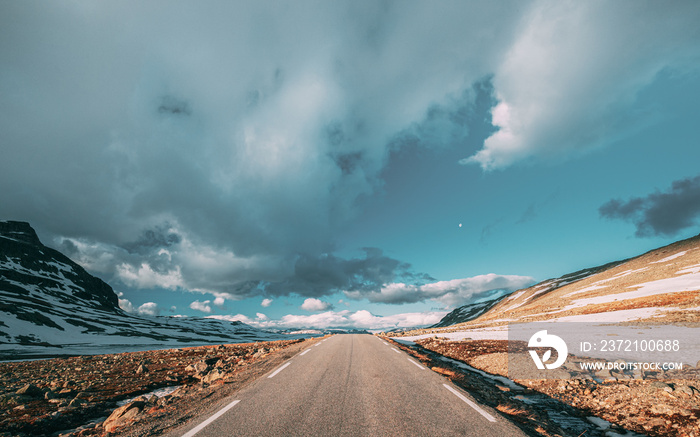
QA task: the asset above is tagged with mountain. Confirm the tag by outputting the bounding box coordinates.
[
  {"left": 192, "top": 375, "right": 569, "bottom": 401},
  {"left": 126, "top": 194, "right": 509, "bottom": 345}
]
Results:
[
  {"left": 458, "top": 233, "right": 700, "bottom": 328},
  {"left": 431, "top": 296, "right": 504, "bottom": 327},
  {"left": 0, "top": 221, "right": 309, "bottom": 359}
]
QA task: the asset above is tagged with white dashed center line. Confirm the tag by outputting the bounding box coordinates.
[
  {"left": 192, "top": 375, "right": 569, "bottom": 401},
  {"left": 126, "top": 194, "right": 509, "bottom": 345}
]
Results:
[
  {"left": 407, "top": 358, "right": 425, "bottom": 370},
  {"left": 443, "top": 384, "right": 496, "bottom": 422},
  {"left": 391, "top": 348, "right": 401, "bottom": 354},
  {"left": 300, "top": 349, "right": 310, "bottom": 356},
  {"left": 268, "top": 362, "right": 291, "bottom": 379}
]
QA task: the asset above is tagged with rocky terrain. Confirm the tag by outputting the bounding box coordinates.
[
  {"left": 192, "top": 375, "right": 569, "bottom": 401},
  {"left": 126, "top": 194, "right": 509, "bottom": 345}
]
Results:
[
  {"left": 0, "top": 337, "right": 320, "bottom": 437},
  {"left": 388, "top": 337, "right": 700, "bottom": 437}
]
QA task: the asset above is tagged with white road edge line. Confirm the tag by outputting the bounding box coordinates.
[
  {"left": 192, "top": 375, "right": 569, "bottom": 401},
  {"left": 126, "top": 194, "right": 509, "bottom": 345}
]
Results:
[
  {"left": 407, "top": 358, "right": 425, "bottom": 370},
  {"left": 382, "top": 341, "right": 388, "bottom": 345},
  {"left": 443, "top": 384, "right": 496, "bottom": 423},
  {"left": 268, "top": 362, "right": 291, "bottom": 379},
  {"left": 181, "top": 399, "right": 240, "bottom": 437},
  {"left": 391, "top": 348, "right": 401, "bottom": 354},
  {"left": 300, "top": 349, "right": 310, "bottom": 356}
]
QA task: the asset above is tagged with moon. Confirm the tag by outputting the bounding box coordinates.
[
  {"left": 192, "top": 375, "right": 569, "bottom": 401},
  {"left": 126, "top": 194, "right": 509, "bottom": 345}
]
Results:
[{"left": 458, "top": 223, "right": 462, "bottom": 227}]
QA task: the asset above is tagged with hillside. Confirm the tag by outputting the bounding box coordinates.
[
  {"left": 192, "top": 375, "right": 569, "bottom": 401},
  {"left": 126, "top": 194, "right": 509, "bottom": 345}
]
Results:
[
  {"left": 397, "top": 232, "right": 700, "bottom": 337},
  {"left": 0, "top": 221, "right": 307, "bottom": 359},
  {"left": 431, "top": 296, "right": 504, "bottom": 327}
]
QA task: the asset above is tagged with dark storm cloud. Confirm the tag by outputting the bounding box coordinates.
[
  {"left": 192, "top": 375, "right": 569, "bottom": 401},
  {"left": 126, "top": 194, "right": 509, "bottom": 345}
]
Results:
[
  {"left": 600, "top": 175, "right": 700, "bottom": 237},
  {"left": 0, "top": 1, "right": 525, "bottom": 300},
  {"left": 8, "top": 2, "right": 697, "bottom": 303},
  {"left": 264, "top": 248, "right": 435, "bottom": 298},
  {"left": 123, "top": 225, "right": 182, "bottom": 254}
]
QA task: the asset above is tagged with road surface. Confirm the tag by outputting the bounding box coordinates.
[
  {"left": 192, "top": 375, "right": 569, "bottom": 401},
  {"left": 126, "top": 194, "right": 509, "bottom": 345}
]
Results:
[{"left": 173, "top": 334, "right": 526, "bottom": 436}]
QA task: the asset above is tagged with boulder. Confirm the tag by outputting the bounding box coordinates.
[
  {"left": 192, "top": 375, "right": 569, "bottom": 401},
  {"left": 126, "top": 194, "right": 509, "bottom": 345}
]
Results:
[
  {"left": 103, "top": 401, "right": 144, "bottom": 433},
  {"left": 201, "top": 369, "right": 226, "bottom": 384},
  {"left": 16, "top": 384, "right": 43, "bottom": 397}
]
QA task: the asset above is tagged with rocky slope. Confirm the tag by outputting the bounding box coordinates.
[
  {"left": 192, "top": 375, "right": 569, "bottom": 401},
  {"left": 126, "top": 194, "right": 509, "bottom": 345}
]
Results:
[
  {"left": 431, "top": 296, "right": 505, "bottom": 327},
  {"left": 0, "top": 221, "right": 306, "bottom": 359}
]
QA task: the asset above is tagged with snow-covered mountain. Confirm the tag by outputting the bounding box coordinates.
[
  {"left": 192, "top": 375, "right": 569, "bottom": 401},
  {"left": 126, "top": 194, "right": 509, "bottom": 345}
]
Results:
[{"left": 0, "top": 221, "right": 308, "bottom": 359}]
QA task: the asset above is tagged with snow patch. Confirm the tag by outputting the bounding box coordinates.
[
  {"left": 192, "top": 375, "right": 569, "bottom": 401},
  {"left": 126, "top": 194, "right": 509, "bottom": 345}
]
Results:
[
  {"left": 651, "top": 251, "right": 687, "bottom": 264},
  {"left": 562, "top": 272, "right": 700, "bottom": 311}
]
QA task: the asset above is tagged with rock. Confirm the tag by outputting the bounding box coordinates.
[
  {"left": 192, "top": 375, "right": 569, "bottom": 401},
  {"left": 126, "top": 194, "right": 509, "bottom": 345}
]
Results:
[
  {"left": 194, "top": 361, "right": 209, "bottom": 373},
  {"left": 57, "top": 389, "right": 74, "bottom": 397},
  {"left": 252, "top": 349, "right": 268, "bottom": 358},
  {"left": 650, "top": 403, "right": 675, "bottom": 415},
  {"left": 136, "top": 364, "right": 148, "bottom": 374},
  {"left": 201, "top": 369, "right": 225, "bottom": 384},
  {"left": 675, "top": 385, "right": 695, "bottom": 397},
  {"left": 103, "top": 401, "right": 144, "bottom": 433},
  {"left": 16, "top": 384, "right": 43, "bottom": 397},
  {"left": 68, "top": 398, "right": 86, "bottom": 407},
  {"left": 649, "top": 381, "right": 672, "bottom": 391}
]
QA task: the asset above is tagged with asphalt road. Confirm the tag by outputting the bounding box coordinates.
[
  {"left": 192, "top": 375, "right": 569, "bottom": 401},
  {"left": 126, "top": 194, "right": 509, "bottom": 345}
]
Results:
[{"left": 174, "top": 334, "right": 527, "bottom": 436}]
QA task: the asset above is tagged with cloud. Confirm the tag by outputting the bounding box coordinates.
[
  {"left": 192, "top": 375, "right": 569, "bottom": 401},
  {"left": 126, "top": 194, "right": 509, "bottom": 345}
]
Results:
[
  {"left": 5, "top": 2, "right": 696, "bottom": 304},
  {"left": 0, "top": 2, "right": 522, "bottom": 301},
  {"left": 189, "top": 300, "right": 213, "bottom": 314},
  {"left": 600, "top": 174, "right": 700, "bottom": 237},
  {"left": 263, "top": 248, "right": 434, "bottom": 299},
  {"left": 301, "top": 298, "right": 333, "bottom": 312},
  {"left": 116, "top": 262, "right": 185, "bottom": 290},
  {"left": 119, "top": 300, "right": 162, "bottom": 317},
  {"left": 463, "top": 2, "right": 700, "bottom": 170},
  {"left": 208, "top": 309, "right": 446, "bottom": 330},
  {"left": 117, "top": 294, "right": 163, "bottom": 316},
  {"left": 136, "top": 302, "right": 162, "bottom": 317},
  {"left": 118, "top": 297, "right": 134, "bottom": 313},
  {"left": 344, "top": 274, "right": 534, "bottom": 307},
  {"left": 261, "top": 298, "right": 273, "bottom": 308}
]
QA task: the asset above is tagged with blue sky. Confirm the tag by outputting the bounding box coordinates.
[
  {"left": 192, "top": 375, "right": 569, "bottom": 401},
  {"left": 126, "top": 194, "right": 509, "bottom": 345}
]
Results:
[{"left": 2, "top": 1, "right": 700, "bottom": 330}]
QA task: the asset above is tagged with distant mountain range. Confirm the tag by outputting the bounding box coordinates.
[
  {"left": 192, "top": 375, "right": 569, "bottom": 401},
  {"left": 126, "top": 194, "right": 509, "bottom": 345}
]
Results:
[
  {"left": 0, "top": 221, "right": 315, "bottom": 359},
  {"left": 429, "top": 232, "right": 700, "bottom": 330}
]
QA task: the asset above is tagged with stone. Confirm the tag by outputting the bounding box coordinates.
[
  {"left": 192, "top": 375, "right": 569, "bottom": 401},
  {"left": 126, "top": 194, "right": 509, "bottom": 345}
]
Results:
[
  {"left": 16, "top": 384, "right": 43, "bottom": 397},
  {"left": 136, "top": 364, "right": 148, "bottom": 374},
  {"left": 649, "top": 381, "right": 671, "bottom": 390},
  {"left": 194, "top": 362, "right": 209, "bottom": 373},
  {"left": 650, "top": 403, "right": 675, "bottom": 415},
  {"left": 201, "top": 369, "right": 225, "bottom": 384},
  {"left": 68, "top": 398, "right": 86, "bottom": 407},
  {"left": 103, "top": 401, "right": 144, "bottom": 433}
]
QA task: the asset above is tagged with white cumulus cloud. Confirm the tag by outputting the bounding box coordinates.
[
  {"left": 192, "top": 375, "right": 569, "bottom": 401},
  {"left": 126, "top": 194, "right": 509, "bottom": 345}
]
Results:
[
  {"left": 208, "top": 309, "right": 445, "bottom": 330},
  {"left": 464, "top": 1, "right": 700, "bottom": 170},
  {"left": 301, "top": 298, "right": 333, "bottom": 312},
  {"left": 189, "top": 300, "right": 213, "bottom": 314}
]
